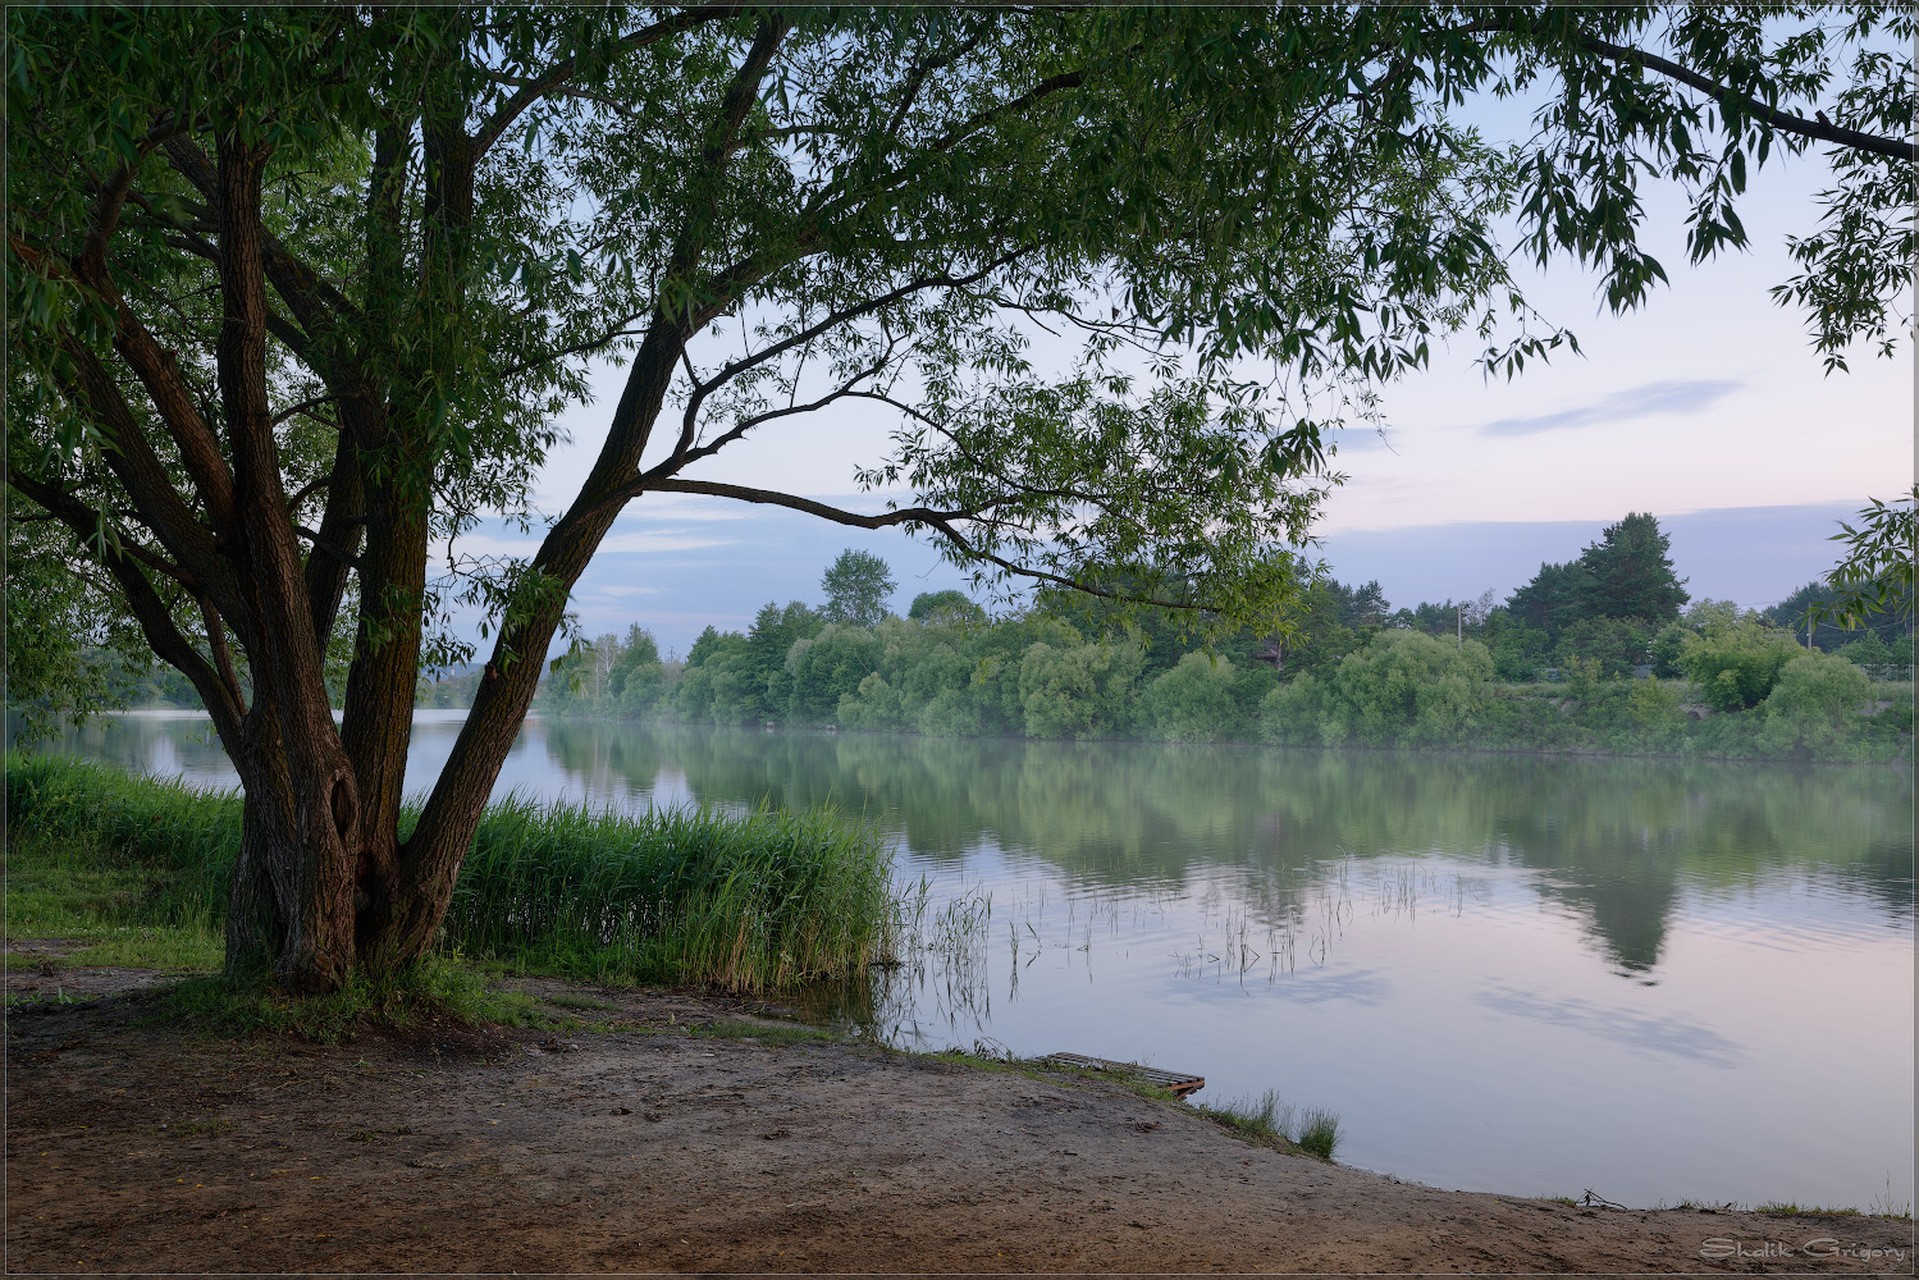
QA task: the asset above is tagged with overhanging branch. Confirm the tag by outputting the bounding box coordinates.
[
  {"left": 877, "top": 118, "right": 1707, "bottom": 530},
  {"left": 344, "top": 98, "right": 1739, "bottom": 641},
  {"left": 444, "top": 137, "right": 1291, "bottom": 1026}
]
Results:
[
  {"left": 1482, "top": 15, "right": 1918, "bottom": 163},
  {"left": 641, "top": 478, "right": 1204, "bottom": 613}
]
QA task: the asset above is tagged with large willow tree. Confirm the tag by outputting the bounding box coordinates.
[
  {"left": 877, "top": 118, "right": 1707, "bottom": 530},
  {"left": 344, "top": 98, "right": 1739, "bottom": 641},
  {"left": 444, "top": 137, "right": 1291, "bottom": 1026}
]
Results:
[{"left": 6, "top": 7, "right": 1911, "bottom": 990}]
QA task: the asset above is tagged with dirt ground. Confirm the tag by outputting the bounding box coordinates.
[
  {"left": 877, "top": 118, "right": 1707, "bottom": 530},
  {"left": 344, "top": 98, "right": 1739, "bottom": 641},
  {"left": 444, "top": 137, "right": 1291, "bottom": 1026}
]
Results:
[{"left": 5, "top": 961, "right": 1914, "bottom": 1276}]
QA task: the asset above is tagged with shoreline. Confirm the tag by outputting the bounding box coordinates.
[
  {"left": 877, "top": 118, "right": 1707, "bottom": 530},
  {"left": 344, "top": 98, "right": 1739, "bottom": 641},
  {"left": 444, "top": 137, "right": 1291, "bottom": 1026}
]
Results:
[
  {"left": 56, "top": 701, "right": 1919, "bottom": 768},
  {"left": 4, "top": 965, "right": 1914, "bottom": 1274}
]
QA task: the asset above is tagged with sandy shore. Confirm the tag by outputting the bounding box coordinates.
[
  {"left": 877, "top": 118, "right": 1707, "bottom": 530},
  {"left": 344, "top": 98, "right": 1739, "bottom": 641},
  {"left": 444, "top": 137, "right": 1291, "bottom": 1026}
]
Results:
[{"left": 5, "top": 969, "right": 1912, "bottom": 1275}]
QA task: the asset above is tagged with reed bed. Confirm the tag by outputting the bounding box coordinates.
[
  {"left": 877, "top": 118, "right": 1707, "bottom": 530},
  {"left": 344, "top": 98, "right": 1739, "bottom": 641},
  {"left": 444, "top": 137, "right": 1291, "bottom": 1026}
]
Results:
[
  {"left": 449, "top": 795, "right": 899, "bottom": 992},
  {"left": 7, "top": 756, "right": 900, "bottom": 995}
]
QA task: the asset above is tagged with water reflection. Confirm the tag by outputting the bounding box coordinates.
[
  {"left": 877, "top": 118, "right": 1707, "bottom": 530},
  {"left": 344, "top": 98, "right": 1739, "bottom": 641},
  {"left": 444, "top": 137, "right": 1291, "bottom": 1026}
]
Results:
[
  {"left": 1476, "top": 986, "right": 1747, "bottom": 1067},
  {"left": 537, "top": 723, "right": 1913, "bottom": 980}
]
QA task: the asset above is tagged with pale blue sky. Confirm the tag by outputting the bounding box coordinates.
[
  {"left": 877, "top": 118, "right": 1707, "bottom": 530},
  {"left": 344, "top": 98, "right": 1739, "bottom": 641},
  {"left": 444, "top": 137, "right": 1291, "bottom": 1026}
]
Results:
[{"left": 462, "top": 109, "right": 1911, "bottom": 659}]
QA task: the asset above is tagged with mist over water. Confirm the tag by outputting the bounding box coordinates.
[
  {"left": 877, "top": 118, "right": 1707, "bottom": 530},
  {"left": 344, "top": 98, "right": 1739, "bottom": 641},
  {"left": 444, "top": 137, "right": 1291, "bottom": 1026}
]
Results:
[{"left": 50, "top": 711, "right": 1914, "bottom": 1211}]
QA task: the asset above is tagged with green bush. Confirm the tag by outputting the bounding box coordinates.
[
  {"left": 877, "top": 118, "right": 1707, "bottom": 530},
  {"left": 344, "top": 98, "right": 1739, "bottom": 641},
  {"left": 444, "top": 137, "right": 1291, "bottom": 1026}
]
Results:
[
  {"left": 1320, "top": 631, "right": 1495, "bottom": 746},
  {"left": 1834, "top": 633, "right": 1894, "bottom": 669},
  {"left": 836, "top": 671, "right": 905, "bottom": 731},
  {"left": 785, "top": 624, "right": 883, "bottom": 721},
  {"left": 1760, "top": 651, "right": 1874, "bottom": 757},
  {"left": 1258, "top": 672, "right": 1328, "bottom": 745},
  {"left": 1647, "top": 624, "right": 1691, "bottom": 678},
  {"left": 1140, "top": 652, "right": 1246, "bottom": 742},
  {"left": 1553, "top": 616, "right": 1653, "bottom": 677},
  {"left": 914, "top": 685, "right": 985, "bottom": 737},
  {"left": 1017, "top": 638, "right": 1144, "bottom": 738},
  {"left": 1562, "top": 668, "right": 1687, "bottom": 754},
  {"left": 1679, "top": 623, "right": 1804, "bottom": 712}
]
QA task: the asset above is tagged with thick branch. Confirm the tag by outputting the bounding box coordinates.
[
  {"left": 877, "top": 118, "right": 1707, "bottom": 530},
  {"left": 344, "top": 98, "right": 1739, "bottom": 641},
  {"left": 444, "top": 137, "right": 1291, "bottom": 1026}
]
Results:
[
  {"left": 598, "top": 20, "right": 793, "bottom": 487},
  {"left": 51, "top": 339, "right": 245, "bottom": 621},
  {"left": 161, "top": 135, "right": 367, "bottom": 330},
  {"left": 646, "top": 479, "right": 1202, "bottom": 612},
  {"left": 15, "top": 229, "right": 240, "bottom": 528},
  {"left": 214, "top": 132, "right": 338, "bottom": 724},
  {"left": 646, "top": 477, "right": 968, "bottom": 530},
  {"left": 199, "top": 593, "right": 247, "bottom": 716},
  {"left": 102, "top": 304, "right": 237, "bottom": 526}
]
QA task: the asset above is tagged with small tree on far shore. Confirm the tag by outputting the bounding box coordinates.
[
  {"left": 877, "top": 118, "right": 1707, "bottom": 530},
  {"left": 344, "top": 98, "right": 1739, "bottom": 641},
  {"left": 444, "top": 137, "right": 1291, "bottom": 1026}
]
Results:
[{"left": 821, "top": 551, "right": 896, "bottom": 630}]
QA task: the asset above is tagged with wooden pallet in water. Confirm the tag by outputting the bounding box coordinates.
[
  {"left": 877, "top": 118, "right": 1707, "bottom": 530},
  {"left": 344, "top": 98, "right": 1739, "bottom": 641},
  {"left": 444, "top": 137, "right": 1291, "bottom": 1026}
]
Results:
[{"left": 1043, "top": 1052, "right": 1205, "bottom": 1098}]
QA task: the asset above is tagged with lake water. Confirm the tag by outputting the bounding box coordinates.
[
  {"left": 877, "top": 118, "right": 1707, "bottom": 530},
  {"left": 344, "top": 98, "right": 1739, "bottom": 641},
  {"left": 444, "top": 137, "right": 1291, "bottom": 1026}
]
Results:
[{"left": 44, "top": 710, "right": 1915, "bottom": 1212}]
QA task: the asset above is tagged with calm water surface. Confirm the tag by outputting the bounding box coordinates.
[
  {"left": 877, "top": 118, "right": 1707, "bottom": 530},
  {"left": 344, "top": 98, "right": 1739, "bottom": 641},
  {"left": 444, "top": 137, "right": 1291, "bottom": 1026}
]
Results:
[{"left": 50, "top": 711, "right": 1915, "bottom": 1211}]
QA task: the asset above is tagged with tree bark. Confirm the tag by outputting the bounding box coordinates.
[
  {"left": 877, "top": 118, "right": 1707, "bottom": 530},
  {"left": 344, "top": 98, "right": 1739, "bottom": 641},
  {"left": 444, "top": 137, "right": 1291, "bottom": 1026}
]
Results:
[{"left": 213, "top": 133, "right": 363, "bottom": 992}]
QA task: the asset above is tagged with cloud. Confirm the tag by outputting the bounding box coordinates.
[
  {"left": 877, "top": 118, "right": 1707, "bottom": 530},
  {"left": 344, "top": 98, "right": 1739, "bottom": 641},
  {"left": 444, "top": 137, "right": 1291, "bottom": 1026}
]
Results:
[
  {"left": 1475, "top": 985, "right": 1744, "bottom": 1067},
  {"left": 595, "top": 530, "right": 736, "bottom": 555},
  {"left": 428, "top": 525, "right": 734, "bottom": 562},
  {"left": 625, "top": 492, "right": 759, "bottom": 522},
  {"left": 435, "top": 531, "right": 540, "bottom": 558},
  {"left": 1479, "top": 378, "right": 1744, "bottom": 437}
]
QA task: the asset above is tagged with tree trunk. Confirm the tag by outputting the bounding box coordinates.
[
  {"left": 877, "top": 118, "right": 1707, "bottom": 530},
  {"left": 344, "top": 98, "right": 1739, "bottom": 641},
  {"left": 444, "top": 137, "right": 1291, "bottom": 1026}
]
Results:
[
  {"left": 209, "top": 133, "right": 366, "bottom": 992},
  {"left": 222, "top": 697, "right": 362, "bottom": 992}
]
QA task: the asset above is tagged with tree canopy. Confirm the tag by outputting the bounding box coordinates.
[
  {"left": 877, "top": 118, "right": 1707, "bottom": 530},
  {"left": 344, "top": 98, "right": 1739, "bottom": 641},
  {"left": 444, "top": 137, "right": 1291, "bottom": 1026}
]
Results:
[
  {"left": 820, "top": 550, "right": 896, "bottom": 630},
  {"left": 7, "top": 5, "right": 1911, "bottom": 989},
  {"left": 1510, "top": 513, "right": 1688, "bottom": 641}
]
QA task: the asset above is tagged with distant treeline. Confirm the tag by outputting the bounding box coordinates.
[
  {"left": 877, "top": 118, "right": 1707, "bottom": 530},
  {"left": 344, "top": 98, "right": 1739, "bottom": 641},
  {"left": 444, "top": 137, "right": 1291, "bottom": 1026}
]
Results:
[
  {"left": 71, "top": 518, "right": 1912, "bottom": 763},
  {"left": 514, "top": 522, "right": 1913, "bottom": 763}
]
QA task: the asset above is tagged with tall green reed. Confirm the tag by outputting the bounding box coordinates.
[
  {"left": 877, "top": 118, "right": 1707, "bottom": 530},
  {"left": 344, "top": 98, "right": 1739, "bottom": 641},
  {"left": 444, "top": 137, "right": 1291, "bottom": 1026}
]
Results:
[
  {"left": 8, "top": 757, "right": 900, "bottom": 995},
  {"left": 447, "top": 794, "right": 899, "bottom": 992}
]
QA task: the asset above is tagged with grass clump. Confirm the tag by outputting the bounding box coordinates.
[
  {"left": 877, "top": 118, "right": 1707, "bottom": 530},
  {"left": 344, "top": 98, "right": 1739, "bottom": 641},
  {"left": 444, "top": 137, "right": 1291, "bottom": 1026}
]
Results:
[
  {"left": 1202, "top": 1088, "right": 1343, "bottom": 1160},
  {"left": 445, "top": 794, "right": 899, "bottom": 994},
  {"left": 165, "top": 954, "right": 546, "bottom": 1044},
  {"left": 682, "top": 1017, "right": 839, "bottom": 1046},
  {"left": 1753, "top": 1202, "right": 1861, "bottom": 1218}
]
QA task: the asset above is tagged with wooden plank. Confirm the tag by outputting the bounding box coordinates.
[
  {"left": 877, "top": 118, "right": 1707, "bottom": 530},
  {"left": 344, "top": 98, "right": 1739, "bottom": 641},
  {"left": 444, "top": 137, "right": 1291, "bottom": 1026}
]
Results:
[{"left": 1043, "top": 1051, "right": 1205, "bottom": 1098}]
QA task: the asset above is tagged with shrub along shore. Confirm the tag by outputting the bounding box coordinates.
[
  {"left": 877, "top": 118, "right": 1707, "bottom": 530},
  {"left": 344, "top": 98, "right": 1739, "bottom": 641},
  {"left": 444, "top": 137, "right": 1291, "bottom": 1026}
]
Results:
[
  {"left": 4, "top": 756, "right": 900, "bottom": 999},
  {"left": 516, "top": 614, "right": 1912, "bottom": 765}
]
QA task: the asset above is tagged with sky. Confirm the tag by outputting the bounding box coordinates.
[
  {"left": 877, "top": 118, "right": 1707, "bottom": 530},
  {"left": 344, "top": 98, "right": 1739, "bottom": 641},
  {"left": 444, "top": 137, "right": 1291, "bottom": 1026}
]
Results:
[{"left": 462, "top": 97, "right": 1913, "bottom": 661}]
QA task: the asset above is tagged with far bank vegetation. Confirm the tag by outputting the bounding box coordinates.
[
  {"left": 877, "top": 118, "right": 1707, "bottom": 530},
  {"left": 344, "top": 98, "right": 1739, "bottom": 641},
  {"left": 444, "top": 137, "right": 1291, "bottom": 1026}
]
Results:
[{"left": 497, "top": 526, "right": 1913, "bottom": 764}]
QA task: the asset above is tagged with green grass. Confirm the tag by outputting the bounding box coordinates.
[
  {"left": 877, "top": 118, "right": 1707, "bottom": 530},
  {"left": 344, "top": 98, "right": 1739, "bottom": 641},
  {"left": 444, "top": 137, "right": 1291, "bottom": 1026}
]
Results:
[
  {"left": 5, "top": 756, "right": 240, "bottom": 926},
  {"left": 6, "top": 754, "right": 902, "bottom": 1003},
  {"left": 1200, "top": 1088, "right": 1343, "bottom": 1160},
  {"left": 682, "top": 1017, "right": 839, "bottom": 1046},
  {"left": 163, "top": 953, "right": 549, "bottom": 1043},
  {"left": 3, "top": 756, "right": 231, "bottom": 974},
  {"left": 1753, "top": 1195, "right": 1911, "bottom": 1221}
]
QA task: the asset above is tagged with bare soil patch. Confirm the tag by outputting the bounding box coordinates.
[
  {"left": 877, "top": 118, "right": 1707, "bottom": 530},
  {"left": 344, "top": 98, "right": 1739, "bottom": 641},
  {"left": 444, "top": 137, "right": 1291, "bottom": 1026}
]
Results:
[{"left": 5, "top": 975, "right": 1912, "bottom": 1275}]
